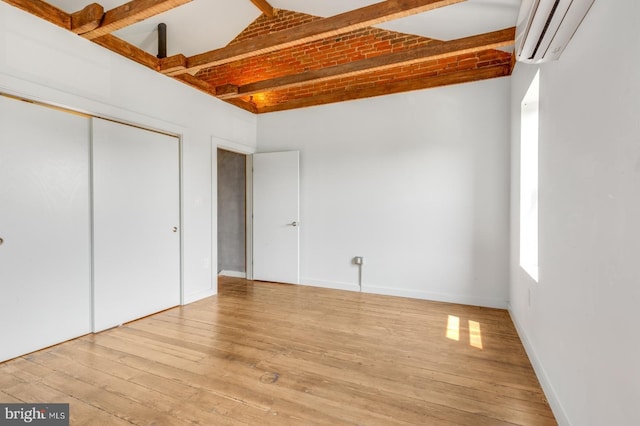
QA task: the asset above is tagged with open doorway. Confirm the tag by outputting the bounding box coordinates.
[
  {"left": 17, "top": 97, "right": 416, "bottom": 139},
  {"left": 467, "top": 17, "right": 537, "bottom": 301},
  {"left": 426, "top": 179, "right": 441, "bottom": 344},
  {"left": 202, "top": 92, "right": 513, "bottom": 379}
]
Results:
[{"left": 217, "top": 148, "right": 247, "bottom": 278}]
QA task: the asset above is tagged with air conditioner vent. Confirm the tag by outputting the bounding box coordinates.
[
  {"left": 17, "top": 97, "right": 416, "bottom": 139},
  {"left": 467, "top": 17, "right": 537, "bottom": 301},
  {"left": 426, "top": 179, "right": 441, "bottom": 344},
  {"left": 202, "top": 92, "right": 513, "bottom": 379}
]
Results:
[{"left": 515, "top": 0, "right": 596, "bottom": 64}]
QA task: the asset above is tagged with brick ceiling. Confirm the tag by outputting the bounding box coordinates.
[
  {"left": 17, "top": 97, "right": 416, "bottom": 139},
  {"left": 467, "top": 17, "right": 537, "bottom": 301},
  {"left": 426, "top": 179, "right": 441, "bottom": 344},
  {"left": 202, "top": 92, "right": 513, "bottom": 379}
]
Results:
[
  {"left": 197, "top": 9, "right": 513, "bottom": 113},
  {"left": 4, "top": 0, "right": 517, "bottom": 114}
]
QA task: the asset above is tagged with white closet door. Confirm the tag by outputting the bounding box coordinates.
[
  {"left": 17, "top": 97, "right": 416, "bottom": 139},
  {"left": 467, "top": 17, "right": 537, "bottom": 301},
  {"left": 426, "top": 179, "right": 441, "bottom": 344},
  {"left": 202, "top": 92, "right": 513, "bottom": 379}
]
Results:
[
  {"left": 92, "top": 118, "right": 180, "bottom": 332},
  {"left": 0, "top": 96, "right": 91, "bottom": 362}
]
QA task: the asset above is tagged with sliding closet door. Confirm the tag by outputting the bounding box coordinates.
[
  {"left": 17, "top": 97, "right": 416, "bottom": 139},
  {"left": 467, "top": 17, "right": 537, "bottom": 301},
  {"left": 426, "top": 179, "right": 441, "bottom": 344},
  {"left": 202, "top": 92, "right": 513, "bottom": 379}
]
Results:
[
  {"left": 92, "top": 118, "right": 180, "bottom": 332},
  {"left": 0, "top": 96, "right": 91, "bottom": 362}
]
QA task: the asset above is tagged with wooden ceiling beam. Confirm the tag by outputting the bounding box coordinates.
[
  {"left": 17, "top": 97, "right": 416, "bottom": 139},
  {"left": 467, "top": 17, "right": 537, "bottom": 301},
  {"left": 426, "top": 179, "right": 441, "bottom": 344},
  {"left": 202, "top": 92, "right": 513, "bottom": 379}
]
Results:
[
  {"left": 256, "top": 63, "right": 511, "bottom": 114},
  {"left": 249, "top": 0, "right": 274, "bottom": 18},
  {"left": 92, "top": 34, "right": 160, "bottom": 70},
  {"left": 216, "top": 84, "right": 239, "bottom": 97},
  {"left": 159, "top": 54, "right": 187, "bottom": 74},
  {"left": 217, "top": 27, "right": 515, "bottom": 100},
  {"left": 162, "top": 0, "right": 466, "bottom": 75},
  {"left": 3, "top": 0, "right": 71, "bottom": 29},
  {"left": 3, "top": 0, "right": 161, "bottom": 71},
  {"left": 174, "top": 74, "right": 257, "bottom": 113},
  {"left": 173, "top": 73, "right": 216, "bottom": 95},
  {"left": 225, "top": 98, "right": 259, "bottom": 114},
  {"left": 71, "top": 3, "right": 104, "bottom": 34},
  {"left": 80, "top": 0, "right": 193, "bottom": 40}
]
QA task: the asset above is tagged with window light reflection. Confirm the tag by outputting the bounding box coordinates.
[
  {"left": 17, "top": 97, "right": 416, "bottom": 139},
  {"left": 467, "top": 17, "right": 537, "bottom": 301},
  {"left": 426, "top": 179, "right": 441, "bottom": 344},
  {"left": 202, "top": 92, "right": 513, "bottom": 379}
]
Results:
[
  {"left": 446, "top": 315, "right": 460, "bottom": 341},
  {"left": 468, "top": 320, "right": 483, "bottom": 349}
]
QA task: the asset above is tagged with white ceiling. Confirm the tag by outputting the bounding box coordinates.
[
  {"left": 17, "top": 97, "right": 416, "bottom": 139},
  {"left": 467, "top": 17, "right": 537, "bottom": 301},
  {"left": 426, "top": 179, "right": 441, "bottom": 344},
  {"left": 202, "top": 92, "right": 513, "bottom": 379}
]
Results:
[{"left": 47, "top": 0, "right": 522, "bottom": 57}]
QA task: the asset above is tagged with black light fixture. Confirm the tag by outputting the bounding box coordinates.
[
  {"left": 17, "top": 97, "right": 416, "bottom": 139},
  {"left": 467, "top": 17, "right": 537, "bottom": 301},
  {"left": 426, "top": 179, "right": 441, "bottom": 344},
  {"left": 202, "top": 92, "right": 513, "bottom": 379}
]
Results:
[{"left": 157, "top": 23, "right": 167, "bottom": 59}]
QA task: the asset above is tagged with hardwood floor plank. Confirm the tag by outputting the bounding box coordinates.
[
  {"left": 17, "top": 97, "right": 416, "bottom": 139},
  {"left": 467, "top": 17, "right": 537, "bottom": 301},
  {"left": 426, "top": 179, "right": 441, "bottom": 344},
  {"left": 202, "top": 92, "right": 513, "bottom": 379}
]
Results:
[
  {"left": 67, "top": 341, "right": 266, "bottom": 424},
  {"left": 0, "top": 277, "right": 555, "bottom": 425},
  {"left": 166, "top": 304, "right": 540, "bottom": 390},
  {"left": 258, "top": 350, "right": 554, "bottom": 425},
  {"left": 0, "top": 390, "right": 24, "bottom": 403},
  {"left": 64, "top": 341, "right": 262, "bottom": 425},
  {"left": 40, "top": 371, "right": 186, "bottom": 425},
  {"left": 6, "top": 379, "right": 132, "bottom": 425}
]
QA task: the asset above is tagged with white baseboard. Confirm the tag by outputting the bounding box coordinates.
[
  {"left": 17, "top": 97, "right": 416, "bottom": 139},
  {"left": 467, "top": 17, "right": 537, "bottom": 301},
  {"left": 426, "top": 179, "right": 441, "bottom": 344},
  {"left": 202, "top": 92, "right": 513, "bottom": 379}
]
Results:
[
  {"left": 508, "top": 305, "right": 570, "bottom": 426},
  {"left": 218, "top": 270, "right": 247, "bottom": 278},
  {"left": 300, "top": 278, "right": 360, "bottom": 292},
  {"left": 365, "top": 285, "right": 508, "bottom": 309},
  {"left": 183, "top": 288, "right": 216, "bottom": 305},
  {"left": 299, "top": 278, "right": 507, "bottom": 309}
]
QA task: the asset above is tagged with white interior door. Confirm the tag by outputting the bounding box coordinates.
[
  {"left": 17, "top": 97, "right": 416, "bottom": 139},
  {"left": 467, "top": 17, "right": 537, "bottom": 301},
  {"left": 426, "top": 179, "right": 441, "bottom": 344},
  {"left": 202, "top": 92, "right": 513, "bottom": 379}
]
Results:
[
  {"left": 253, "top": 151, "right": 300, "bottom": 284},
  {"left": 92, "top": 118, "right": 180, "bottom": 332},
  {"left": 0, "top": 96, "right": 91, "bottom": 362}
]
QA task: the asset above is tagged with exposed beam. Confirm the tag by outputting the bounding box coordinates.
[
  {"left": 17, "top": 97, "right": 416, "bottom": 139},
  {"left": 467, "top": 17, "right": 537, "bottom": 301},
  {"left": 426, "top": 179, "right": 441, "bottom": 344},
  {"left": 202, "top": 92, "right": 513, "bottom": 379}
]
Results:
[
  {"left": 71, "top": 3, "right": 104, "bottom": 34},
  {"left": 3, "top": 0, "right": 71, "bottom": 29},
  {"left": 159, "top": 55, "right": 188, "bottom": 74},
  {"left": 256, "top": 63, "right": 511, "bottom": 114},
  {"left": 80, "top": 0, "right": 193, "bottom": 40},
  {"left": 249, "top": 0, "right": 274, "bottom": 17},
  {"left": 217, "top": 27, "right": 515, "bottom": 100},
  {"left": 92, "top": 34, "right": 160, "bottom": 70},
  {"left": 2, "top": 1, "right": 160, "bottom": 71},
  {"left": 161, "top": 0, "right": 465, "bottom": 76},
  {"left": 173, "top": 73, "right": 216, "bottom": 95},
  {"left": 216, "top": 84, "right": 239, "bottom": 98},
  {"left": 225, "top": 98, "right": 259, "bottom": 114},
  {"left": 174, "top": 74, "right": 257, "bottom": 113}
]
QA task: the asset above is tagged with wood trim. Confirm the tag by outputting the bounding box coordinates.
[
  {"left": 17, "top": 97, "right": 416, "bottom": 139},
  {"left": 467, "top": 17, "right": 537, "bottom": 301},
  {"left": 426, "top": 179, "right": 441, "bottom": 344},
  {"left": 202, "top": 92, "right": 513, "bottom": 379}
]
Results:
[
  {"left": 71, "top": 3, "right": 104, "bottom": 35},
  {"left": 218, "top": 27, "right": 515, "bottom": 100},
  {"left": 159, "top": 55, "right": 188, "bottom": 74},
  {"left": 216, "top": 84, "right": 239, "bottom": 97},
  {"left": 225, "top": 98, "right": 259, "bottom": 114},
  {"left": 256, "top": 64, "right": 511, "bottom": 114},
  {"left": 161, "top": 0, "right": 465, "bottom": 75},
  {"left": 81, "top": 0, "right": 193, "bottom": 40},
  {"left": 92, "top": 34, "right": 160, "bottom": 70},
  {"left": 249, "top": 0, "right": 274, "bottom": 17},
  {"left": 3, "top": 0, "right": 71, "bottom": 29},
  {"left": 174, "top": 73, "right": 257, "bottom": 113},
  {"left": 173, "top": 73, "right": 217, "bottom": 95}
]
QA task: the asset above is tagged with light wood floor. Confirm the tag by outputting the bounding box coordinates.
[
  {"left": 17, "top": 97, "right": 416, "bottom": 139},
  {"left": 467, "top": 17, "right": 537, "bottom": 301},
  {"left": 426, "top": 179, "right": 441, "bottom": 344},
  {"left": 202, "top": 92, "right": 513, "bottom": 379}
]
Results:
[{"left": 0, "top": 277, "right": 556, "bottom": 425}]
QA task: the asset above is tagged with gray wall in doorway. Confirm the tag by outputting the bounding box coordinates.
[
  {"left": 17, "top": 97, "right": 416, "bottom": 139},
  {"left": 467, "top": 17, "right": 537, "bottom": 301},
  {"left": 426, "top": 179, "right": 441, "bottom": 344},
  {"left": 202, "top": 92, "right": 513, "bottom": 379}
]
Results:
[{"left": 217, "top": 149, "right": 246, "bottom": 273}]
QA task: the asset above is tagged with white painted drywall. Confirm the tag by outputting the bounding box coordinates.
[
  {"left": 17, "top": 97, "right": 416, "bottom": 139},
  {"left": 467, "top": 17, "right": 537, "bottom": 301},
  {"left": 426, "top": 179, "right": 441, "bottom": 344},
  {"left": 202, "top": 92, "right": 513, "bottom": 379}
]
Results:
[
  {"left": 257, "top": 78, "right": 511, "bottom": 308},
  {"left": 509, "top": 1, "right": 640, "bottom": 425},
  {"left": 0, "top": 3, "right": 257, "bottom": 304}
]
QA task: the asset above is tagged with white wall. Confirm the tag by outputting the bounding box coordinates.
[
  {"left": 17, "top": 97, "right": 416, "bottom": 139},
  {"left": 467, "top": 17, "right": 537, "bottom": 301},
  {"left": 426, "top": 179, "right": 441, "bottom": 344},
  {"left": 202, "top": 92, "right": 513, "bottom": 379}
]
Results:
[
  {"left": 258, "top": 78, "right": 511, "bottom": 308},
  {"left": 509, "top": 2, "right": 640, "bottom": 425},
  {"left": 0, "top": 3, "right": 257, "bottom": 303}
]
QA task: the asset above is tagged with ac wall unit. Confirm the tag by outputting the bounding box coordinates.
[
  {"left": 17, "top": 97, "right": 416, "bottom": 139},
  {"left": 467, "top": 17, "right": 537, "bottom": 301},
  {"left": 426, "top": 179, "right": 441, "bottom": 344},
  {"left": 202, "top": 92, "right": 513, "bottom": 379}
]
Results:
[{"left": 515, "top": 0, "right": 596, "bottom": 64}]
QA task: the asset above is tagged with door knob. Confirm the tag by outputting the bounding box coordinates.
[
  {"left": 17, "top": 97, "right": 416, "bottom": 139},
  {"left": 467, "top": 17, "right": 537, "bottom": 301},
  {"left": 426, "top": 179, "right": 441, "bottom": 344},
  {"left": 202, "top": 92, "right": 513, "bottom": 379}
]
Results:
[
  {"left": 291, "top": 221, "right": 298, "bottom": 227},
  {"left": 172, "top": 227, "right": 178, "bottom": 232},
  {"left": 0, "top": 237, "right": 3, "bottom": 246}
]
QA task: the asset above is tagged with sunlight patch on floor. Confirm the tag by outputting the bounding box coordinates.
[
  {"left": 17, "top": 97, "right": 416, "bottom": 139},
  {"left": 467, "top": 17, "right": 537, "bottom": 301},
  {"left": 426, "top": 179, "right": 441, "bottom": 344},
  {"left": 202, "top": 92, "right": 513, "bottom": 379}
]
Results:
[
  {"left": 468, "top": 320, "right": 483, "bottom": 349},
  {"left": 446, "top": 315, "right": 460, "bottom": 341},
  {"left": 446, "top": 315, "right": 483, "bottom": 349}
]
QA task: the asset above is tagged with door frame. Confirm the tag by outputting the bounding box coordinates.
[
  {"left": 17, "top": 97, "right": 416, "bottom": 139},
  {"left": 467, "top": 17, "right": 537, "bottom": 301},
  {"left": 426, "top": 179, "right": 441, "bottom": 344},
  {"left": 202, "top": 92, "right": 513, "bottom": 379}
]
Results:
[{"left": 213, "top": 137, "right": 256, "bottom": 281}]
